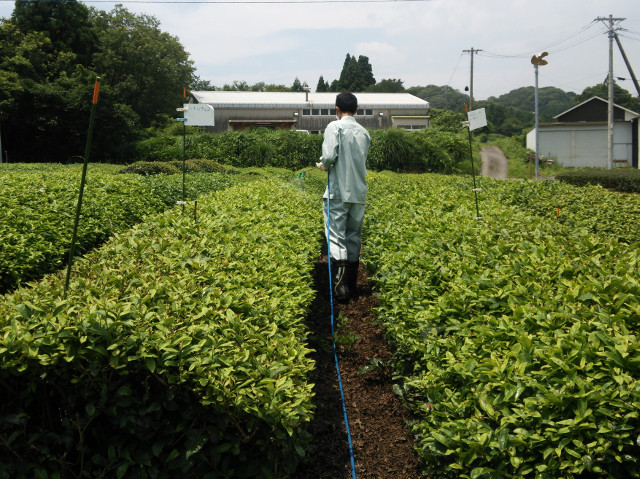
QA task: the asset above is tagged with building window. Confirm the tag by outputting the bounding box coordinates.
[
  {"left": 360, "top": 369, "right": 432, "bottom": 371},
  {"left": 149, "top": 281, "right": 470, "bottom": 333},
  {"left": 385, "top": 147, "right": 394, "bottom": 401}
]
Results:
[
  {"left": 357, "top": 109, "right": 373, "bottom": 116},
  {"left": 302, "top": 108, "right": 343, "bottom": 117}
]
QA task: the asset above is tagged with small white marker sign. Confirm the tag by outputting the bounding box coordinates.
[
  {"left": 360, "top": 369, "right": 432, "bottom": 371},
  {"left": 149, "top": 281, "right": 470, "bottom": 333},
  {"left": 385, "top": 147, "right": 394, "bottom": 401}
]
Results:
[
  {"left": 181, "top": 104, "right": 215, "bottom": 126},
  {"left": 467, "top": 108, "right": 487, "bottom": 131}
]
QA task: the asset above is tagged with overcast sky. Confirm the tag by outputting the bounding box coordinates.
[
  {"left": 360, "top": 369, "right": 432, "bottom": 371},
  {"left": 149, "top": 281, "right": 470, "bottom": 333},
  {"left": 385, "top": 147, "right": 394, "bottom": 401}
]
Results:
[{"left": 1, "top": 0, "right": 639, "bottom": 100}]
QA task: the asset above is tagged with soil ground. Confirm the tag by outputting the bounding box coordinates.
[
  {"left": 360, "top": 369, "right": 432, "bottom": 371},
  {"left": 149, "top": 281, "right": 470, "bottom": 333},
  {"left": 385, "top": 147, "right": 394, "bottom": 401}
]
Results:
[{"left": 293, "top": 257, "right": 423, "bottom": 479}]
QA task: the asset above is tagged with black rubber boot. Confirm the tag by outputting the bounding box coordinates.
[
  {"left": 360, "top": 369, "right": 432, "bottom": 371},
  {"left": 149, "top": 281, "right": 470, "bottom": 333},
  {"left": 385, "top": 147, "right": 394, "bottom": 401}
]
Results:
[
  {"left": 347, "top": 261, "right": 359, "bottom": 300},
  {"left": 331, "top": 260, "right": 350, "bottom": 303}
]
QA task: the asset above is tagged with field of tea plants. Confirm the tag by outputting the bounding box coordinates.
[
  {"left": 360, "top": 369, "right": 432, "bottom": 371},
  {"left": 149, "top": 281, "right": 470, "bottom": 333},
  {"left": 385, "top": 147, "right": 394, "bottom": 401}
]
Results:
[
  {"left": 0, "top": 171, "right": 322, "bottom": 478},
  {"left": 362, "top": 172, "right": 640, "bottom": 478},
  {"left": 0, "top": 163, "right": 235, "bottom": 294},
  {"left": 3, "top": 162, "right": 640, "bottom": 478}
]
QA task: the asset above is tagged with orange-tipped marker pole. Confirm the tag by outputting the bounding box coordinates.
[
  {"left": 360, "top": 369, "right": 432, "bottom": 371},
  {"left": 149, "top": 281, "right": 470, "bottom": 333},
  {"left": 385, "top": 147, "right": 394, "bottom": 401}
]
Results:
[{"left": 65, "top": 77, "right": 101, "bottom": 295}]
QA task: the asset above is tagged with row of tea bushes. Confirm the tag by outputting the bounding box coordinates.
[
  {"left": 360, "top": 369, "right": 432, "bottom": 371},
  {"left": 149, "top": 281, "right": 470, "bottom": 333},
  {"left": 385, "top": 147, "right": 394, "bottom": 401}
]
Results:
[
  {"left": 0, "top": 164, "right": 234, "bottom": 293},
  {"left": 495, "top": 179, "right": 640, "bottom": 245},
  {"left": 363, "top": 172, "right": 640, "bottom": 478},
  {"left": 0, "top": 178, "right": 322, "bottom": 478}
]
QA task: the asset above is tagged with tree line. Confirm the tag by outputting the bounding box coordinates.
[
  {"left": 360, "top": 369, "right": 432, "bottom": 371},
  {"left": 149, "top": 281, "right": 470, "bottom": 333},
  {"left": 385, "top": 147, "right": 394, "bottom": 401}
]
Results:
[{"left": 0, "top": 1, "right": 194, "bottom": 163}]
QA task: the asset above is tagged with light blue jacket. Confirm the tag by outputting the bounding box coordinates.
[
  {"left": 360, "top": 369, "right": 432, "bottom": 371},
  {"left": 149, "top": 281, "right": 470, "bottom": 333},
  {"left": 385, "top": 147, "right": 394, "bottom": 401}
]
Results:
[{"left": 319, "top": 116, "right": 370, "bottom": 204}]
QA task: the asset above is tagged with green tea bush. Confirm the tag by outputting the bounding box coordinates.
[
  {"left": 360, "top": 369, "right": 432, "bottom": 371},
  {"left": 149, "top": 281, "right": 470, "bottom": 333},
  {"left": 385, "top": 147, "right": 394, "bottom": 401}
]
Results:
[
  {"left": 496, "top": 179, "right": 640, "bottom": 245},
  {"left": 118, "top": 159, "right": 229, "bottom": 176},
  {"left": 0, "top": 165, "right": 234, "bottom": 293},
  {"left": 556, "top": 168, "right": 640, "bottom": 193},
  {"left": 368, "top": 128, "right": 466, "bottom": 173},
  {"left": 0, "top": 179, "right": 321, "bottom": 478},
  {"left": 364, "top": 172, "right": 640, "bottom": 478}
]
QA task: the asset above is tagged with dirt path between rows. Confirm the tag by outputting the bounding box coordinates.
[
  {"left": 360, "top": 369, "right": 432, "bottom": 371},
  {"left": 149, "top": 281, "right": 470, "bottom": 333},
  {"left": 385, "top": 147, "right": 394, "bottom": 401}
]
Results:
[
  {"left": 481, "top": 145, "right": 508, "bottom": 179},
  {"left": 294, "top": 258, "right": 422, "bottom": 478}
]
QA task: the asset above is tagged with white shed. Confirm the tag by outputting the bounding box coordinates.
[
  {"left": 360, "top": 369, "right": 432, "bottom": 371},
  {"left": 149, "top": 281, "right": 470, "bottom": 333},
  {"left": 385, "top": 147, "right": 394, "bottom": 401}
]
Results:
[{"left": 526, "top": 96, "right": 639, "bottom": 168}]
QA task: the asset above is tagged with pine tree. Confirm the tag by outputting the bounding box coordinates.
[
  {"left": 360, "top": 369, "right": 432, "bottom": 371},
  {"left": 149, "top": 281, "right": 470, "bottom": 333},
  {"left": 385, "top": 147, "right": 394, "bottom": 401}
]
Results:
[
  {"left": 356, "top": 55, "right": 376, "bottom": 89},
  {"left": 291, "top": 77, "right": 304, "bottom": 92},
  {"left": 336, "top": 53, "right": 376, "bottom": 91},
  {"left": 316, "top": 75, "right": 329, "bottom": 92}
]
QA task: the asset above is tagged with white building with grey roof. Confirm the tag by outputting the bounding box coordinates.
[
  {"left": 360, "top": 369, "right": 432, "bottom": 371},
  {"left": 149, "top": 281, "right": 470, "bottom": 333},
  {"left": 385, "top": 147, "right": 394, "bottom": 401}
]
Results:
[{"left": 188, "top": 91, "right": 430, "bottom": 133}]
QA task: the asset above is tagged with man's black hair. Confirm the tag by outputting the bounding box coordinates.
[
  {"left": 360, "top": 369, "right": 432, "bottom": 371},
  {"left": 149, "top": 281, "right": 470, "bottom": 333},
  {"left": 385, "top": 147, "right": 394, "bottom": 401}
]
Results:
[{"left": 335, "top": 91, "right": 358, "bottom": 114}]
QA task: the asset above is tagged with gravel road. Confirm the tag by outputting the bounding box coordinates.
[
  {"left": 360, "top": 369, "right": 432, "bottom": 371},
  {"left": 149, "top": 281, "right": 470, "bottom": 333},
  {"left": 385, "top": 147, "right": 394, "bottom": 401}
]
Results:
[{"left": 480, "top": 145, "right": 508, "bottom": 179}]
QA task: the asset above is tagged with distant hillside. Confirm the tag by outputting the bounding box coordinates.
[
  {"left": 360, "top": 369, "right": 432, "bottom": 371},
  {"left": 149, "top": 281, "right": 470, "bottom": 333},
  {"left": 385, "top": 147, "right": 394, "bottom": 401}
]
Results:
[
  {"left": 407, "top": 84, "right": 577, "bottom": 136},
  {"left": 488, "top": 86, "right": 577, "bottom": 122}
]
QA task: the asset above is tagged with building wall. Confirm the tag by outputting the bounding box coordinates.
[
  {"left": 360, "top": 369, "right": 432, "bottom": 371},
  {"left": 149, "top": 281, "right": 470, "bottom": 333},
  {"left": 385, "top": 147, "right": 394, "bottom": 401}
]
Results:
[
  {"left": 527, "top": 122, "right": 636, "bottom": 168},
  {"left": 195, "top": 103, "right": 428, "bottom": 133}
]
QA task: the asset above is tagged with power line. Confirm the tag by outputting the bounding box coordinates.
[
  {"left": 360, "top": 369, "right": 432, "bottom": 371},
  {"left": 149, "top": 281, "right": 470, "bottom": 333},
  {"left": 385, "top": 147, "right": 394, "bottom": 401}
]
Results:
[
  {"left": 445, "top": 51, "right": 464, "bottom": 88},
  {"left": 480, "top": 22, "right": 602, "bottom": 59}
]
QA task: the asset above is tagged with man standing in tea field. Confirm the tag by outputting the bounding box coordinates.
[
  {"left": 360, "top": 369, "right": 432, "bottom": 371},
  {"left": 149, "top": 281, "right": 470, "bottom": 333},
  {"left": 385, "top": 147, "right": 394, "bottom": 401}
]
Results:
[{"left": 316, "top": 91, "right": 371, "bottom": 302}]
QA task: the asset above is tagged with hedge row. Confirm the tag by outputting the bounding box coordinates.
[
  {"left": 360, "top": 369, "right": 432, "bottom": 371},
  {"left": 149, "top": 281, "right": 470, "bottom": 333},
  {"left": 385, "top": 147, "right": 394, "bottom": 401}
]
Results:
[
  {"left": 134, "top": 129, "right": 323, "bottom": 170},
  {"left": 117, "top": 159, "right": 230, "bottom": 176},
  {"left": 556, "top": 168, "right": 640, "bottom": 193},
  {"left": 363, "top": 172, "right": 640, "bottom": 478},
  {"left": 132, "top": 127, "right": 468, "bottom": 173},
  {"left": 0, "top": 165, "right": 234, "bottom": 293},
  {"left": 0, "top": 178, "right": 321, "bottom": 478}
]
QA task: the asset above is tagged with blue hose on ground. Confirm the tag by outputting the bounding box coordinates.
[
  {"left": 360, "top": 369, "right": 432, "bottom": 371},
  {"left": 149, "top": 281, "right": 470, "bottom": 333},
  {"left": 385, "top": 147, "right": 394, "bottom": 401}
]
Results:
[{"left": 326, "top": 169, "right": 358, "bottom": 479}]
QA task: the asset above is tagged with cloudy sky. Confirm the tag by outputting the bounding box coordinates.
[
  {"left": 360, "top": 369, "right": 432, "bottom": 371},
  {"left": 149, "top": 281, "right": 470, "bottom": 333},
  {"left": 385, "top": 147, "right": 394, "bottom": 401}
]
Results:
[{"left": 1, "top": 0, "right": 639, "bottom": 100}]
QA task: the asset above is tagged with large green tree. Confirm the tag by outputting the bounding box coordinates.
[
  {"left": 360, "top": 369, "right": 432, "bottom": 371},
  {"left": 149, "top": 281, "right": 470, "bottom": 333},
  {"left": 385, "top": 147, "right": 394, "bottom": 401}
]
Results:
[
  {"left": 488, "top": 86, "right": 576, "bottom": 121},
  {"left": 574, "top": 81, "right": 640, "bottom": 112},
  {"left": 316, "top": 75, "right": 329, "bottom": 92},
  {"left": 12, "top": 0, "right": 97, "bottom": 65},
  {"left": 0, "top": 2, "right": 195, "bottom": 162},
  {"left": 407, "top": 84, "right": 468, "bottom": 112},
  {"left": 366, "top": 78, "right": 405, "bottom": 93},
  {"left": 0, "top": 22, "right": 100, "bottom": 162},
  {"left": 91, "top": 5, "right": 195, "bottom": 128},
  {"left": 333, "top": 53, "right": 376, "bottom": 92}
]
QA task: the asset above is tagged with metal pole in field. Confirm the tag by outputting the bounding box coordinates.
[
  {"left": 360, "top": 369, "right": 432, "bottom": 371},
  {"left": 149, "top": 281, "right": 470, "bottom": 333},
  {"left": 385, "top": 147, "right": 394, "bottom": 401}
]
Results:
[
  {"left": 182, "top": 88, "right": 186, "bottom": 214},
  {"left": 0, "top": 114, "right": 3, "bottom": 163},
  {"left": 64, "top": 77, "right": 100, "bottom": 296},
  {"left": 608, "top": 17, "right": 615, "bottom": 170},
  {"left": 534, "top": 63, "right": 540, "bottom": 179},
  {"left": 531, "top": 52, "right": 548, "bottom": 179},
  {"left": 463, "top": 47, "right": 482, "bottom": 111},
  {"left": 465, "top": 104, "right": 482, "bottom": 220},
  {"left": 614, "top": 33, "right": 640, "bottom": 97},
  {"left": 595, "top": 15, "right": 625, "bottom": 170}
]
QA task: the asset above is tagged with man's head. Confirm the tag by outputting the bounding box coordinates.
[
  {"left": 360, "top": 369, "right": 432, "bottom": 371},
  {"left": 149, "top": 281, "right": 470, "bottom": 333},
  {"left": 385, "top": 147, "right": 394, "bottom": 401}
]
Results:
[{"left": 335, "top": 91, "right": 358, "bottom": 116}]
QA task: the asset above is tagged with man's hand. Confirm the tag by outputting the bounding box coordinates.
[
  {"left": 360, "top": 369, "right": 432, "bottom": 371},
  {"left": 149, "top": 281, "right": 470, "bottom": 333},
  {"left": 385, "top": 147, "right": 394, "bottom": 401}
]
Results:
[{"left": 316, "top": 161, "right": 326, "bottom": 171}]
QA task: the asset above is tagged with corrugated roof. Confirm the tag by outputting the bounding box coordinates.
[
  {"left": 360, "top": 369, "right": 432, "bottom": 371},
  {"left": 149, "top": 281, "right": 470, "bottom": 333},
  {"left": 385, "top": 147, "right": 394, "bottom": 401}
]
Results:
[{"left": 190, "top": 91, "right": 429, "bottom": 110}]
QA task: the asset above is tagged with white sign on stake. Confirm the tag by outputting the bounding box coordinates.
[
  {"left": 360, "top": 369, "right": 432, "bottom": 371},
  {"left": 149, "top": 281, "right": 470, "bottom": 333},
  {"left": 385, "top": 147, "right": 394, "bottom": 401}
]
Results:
[
  {"left": 467, "top": 108, "right": 487, "bottom": 131},
  {"left": 181, "top": 104, "right": 215, "bottom": 126}
]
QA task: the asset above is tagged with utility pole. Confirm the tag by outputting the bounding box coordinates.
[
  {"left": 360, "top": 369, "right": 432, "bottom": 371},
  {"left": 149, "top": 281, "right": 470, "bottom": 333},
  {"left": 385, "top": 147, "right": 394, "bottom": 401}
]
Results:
[
  {"left": 596, "top": 15, "right": 625, "bottom": 170},
  {"left": 463, "top": 47, "right": 482, "bottom": 110},
  {"left": 614, "top": 33, "right": 640, "bottom": 98},
  {"left": 532, "top": 52, "right": 549, "bottom": 180}
]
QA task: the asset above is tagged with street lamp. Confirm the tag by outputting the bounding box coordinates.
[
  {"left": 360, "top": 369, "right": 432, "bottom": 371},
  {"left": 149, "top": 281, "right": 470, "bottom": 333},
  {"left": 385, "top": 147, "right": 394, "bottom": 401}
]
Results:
[{"left": 531, "top": 52, "right": 548, "bottom": 179}]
